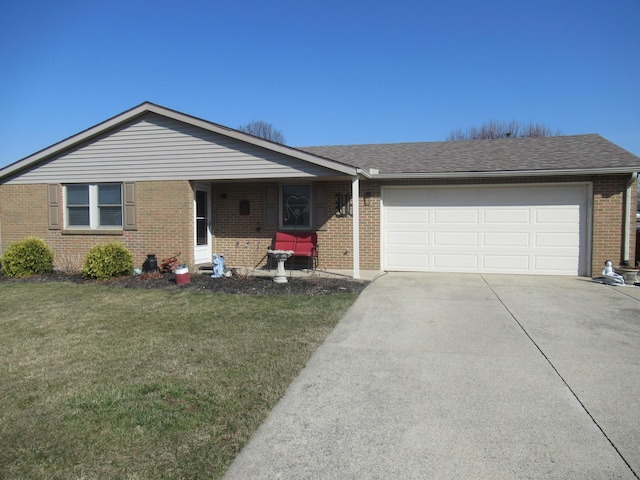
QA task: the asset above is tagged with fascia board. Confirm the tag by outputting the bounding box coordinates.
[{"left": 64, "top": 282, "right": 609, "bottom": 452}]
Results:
[{"left": 370, "top": 167, "right": 640, "bottom": 179}]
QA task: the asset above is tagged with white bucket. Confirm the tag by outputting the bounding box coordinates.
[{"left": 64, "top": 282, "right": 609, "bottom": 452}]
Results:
[{"left": 175, "top": 266, "right": 190, "bottom": 285}]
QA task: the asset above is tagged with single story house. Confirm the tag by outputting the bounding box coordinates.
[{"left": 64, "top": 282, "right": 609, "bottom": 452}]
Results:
[{"left": 1, "top": 102, "right": 639, "bottom": 278}]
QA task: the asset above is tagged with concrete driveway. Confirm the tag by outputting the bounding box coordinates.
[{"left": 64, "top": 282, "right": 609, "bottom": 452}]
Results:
[{"left": 224, "top": 273, "right": 640, "bottom": 479}]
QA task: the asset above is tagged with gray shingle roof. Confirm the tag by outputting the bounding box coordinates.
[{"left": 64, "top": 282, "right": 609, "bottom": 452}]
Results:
[{"left": 300, "top": 134, "right": 640, "bottom": 177}]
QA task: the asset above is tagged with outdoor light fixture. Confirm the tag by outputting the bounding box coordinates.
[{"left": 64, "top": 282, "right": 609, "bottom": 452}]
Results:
[{"left": 364, "top": 191, "right": 372, "bottom": 206}]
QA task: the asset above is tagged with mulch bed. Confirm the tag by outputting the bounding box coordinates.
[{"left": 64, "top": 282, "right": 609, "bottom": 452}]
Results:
[{"left": 0, "top": 270, "right": 369, "bottom": 296}]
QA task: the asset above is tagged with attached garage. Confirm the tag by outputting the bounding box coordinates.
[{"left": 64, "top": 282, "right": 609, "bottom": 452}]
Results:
[{"left": 382, "top": 184, "right": 590, "bottom": 275}]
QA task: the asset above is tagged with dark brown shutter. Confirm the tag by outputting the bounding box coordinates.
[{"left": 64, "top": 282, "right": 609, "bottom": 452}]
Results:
[
  {"left": 123, "top": 182, "right": 137, "bottom": 230},
  {"left": 47, "top": 184, "right": 61, "bottom": 230},
  {"left": 313, "top": 182, "right": 328, "bottom": 229},
  {"left": 264, "top": 183, "right": 278, "bottom": 230}
]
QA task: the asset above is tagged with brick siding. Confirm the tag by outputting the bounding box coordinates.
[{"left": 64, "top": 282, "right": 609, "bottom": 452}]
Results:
[
  {"left": 0, "top": 181, "right": 194, "bottom": 271},
  {"left": 592, "top": 174, "right": 637, "bottom": 270},
  {"left": 210, "top": 181, "right": 355, "bottom": 269},
  {"left": 210, "top": 182, "right": 273, "bottom": 268},
  {"left": 1, "top": 175, "right": 636, "bottom": 276}
]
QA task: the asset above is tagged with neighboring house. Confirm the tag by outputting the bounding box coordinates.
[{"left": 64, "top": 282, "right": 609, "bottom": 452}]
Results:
[{"left": 1, "top": 102, "right": 639, "bottom": 278}]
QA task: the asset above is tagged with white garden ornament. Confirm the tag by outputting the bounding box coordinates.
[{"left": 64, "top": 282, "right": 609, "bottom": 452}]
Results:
[{"left": 602, "top": 260, "right": 625, "bottom": 285}]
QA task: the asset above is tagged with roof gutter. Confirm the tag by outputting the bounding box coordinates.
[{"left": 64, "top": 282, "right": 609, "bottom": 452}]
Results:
[
  {"left": 356, "top": 168, "right": 372, "bottom": 179},
  {"left": 367, "top": 167, "right": 640, "bottom": 179}
]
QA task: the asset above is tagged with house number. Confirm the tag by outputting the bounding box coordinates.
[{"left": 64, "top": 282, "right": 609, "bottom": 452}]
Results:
[{"left": 335, "top": 193, "right": 352, "bottom": 217}]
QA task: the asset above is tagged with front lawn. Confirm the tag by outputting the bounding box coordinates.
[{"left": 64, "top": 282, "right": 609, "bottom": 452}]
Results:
[{"left": 0, "top": 282, "right": 358, "bottom": 479}]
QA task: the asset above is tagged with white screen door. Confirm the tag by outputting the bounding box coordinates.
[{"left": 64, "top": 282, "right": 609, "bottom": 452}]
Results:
[{"left": 194, "top": 183, "right": 211, "bottom": 264}]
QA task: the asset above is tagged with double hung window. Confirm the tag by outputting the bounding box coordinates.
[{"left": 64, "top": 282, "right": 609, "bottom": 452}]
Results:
[{"left": 65, "top": 184, "right": 123, "bottom": 229}]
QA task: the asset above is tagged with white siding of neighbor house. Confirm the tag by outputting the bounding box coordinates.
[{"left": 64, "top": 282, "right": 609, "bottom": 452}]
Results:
[{"left": 5, "top": 113, "right": 340, "bottom": 184}]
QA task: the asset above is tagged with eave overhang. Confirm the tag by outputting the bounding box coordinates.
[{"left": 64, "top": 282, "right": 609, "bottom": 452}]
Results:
[{"left": 364, "top": 166, "right": 640, "bottom": 179}]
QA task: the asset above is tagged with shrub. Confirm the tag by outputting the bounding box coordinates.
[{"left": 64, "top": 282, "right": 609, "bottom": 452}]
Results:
[
  {"left": 0, "top": 237, "right": 54, "bottom": 278},
  {"left": 82, "top": 243, "right": 134, "bottom": 280}
]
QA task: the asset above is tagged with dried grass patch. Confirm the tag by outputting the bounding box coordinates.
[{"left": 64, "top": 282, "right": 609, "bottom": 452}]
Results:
[{"left": 0, "top": 282, "right": 358, "bottom": 479}]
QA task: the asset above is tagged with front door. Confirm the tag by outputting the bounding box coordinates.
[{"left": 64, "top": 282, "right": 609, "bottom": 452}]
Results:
[{"left": 194, "top": 183, "right": 211, "bottom": 264}]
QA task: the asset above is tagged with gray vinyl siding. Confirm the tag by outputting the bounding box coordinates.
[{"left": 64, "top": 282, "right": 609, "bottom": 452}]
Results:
[{"left": 5, "top": 113, "right": 341, "bottom": 184}]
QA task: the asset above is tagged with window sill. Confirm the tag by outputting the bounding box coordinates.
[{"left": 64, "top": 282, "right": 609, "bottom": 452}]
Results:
[{"left": 62, "top": 229, "right": 124, "bottom": 236}]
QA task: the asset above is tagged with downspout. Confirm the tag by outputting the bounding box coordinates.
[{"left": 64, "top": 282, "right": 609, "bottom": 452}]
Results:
[
  {"left": 623, "top": 172, "right": 637, "bottom": 265},
  {"left": 352, "top": 176, "right": 360, "bottom": 279}
]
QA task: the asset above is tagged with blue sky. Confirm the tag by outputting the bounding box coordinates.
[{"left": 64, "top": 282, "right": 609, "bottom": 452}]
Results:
[{"left": 1, "top": 0, "right": 639, "bottom": 169}]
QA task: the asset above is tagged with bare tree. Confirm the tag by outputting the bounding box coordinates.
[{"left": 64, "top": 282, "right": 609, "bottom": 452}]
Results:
[
  {"left": 447, "top": 120, "right": 561, "bottom": 141},
  {"left": 238, "top": 120, "right": 285, "bottom": 144}
]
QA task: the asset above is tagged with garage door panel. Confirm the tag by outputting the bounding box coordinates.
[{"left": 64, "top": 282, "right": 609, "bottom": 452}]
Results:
[
  {"left": 535, "top": 209, "right": 579, "bottom": 223},
  {"left": 434, "top": 231, "right": 478, "bottom": 246},
  {"left": 387, "top": 231, "right": 428, "bottom": 247},
  {"left": 383, "top": 185, "right": 588, "bottom": 275},
  {"left": 433, "top": 254, "right": 478, "bottom": 269},
  {"left": 483, "top": 255, "right": 530, "bottom": 270},
  {"left": 387, "top": 221, "right": 431, "bottom": 232},
  {"left": 483, "top": 232, "right": 530, "bottom": 247},
  {"left": 483, "top": 209, "right": 531, "bottom": 224},
  {"left": 386, "top": 208, "right": 429, "bottom": 225},
  {"left": 535, "top": 232, "right": 580, "bottom": 247},
  {"left": 434, "top": 209, "right": 478, "bottom": 224},
  {"left": 535, "top": 256, "right": 579, "bottom": 273},
  {"left": 388, "top": 253, "right": 429, "bottom": 269}
]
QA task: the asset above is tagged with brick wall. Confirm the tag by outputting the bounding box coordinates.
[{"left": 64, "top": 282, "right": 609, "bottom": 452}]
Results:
[
  {"left": 320, "top": 182, "right": 355, "bottom": 268},
  {"left": 2, "top": 175, "right": 635, "bottom": 276},
  {"left": 210, "top": 181, "right": 362, "bottom": 270},
  {"left": 0, "top": 181, "right": 194, "bottom": 271},
  {"left": 356, "top": 182, "right": 381, "bottom": 270},
  {"left": 0, "top": 184, "right": 50, "bottom": 252},
  {"left": 210, "top": 182, "right": 273, "bottom": 268},
  {"left": 592, "top": 174, "right": 637, "bottom": 270},
  {"left": 135, "top": 180, "right": 194, "bottom": 268}
]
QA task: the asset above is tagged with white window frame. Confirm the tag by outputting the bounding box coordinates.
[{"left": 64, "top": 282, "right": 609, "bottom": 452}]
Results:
[
  {"left": 281, "top": 184, "right": 312, "bottom": 229},
  {"left": 64, "top": 183, "right": 123, "bottom": 229}
]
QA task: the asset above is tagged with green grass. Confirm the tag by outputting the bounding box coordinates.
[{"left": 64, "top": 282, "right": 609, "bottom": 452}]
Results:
[{"left": 0, "top": 282, "right": 358, "bottom": 479}]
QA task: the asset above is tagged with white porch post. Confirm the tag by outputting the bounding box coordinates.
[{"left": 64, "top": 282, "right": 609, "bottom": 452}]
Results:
[{"left": 352, "top": 176, "right": 360, "bottom": 279}]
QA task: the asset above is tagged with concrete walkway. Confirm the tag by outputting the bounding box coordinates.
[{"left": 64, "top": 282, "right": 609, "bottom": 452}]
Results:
[{"left": 224, "top": 273, "right": 640, "bottom": 479}]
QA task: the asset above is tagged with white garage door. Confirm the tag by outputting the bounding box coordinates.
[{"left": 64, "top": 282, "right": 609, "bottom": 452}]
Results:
[{"left": 383, "top": 184, "right": 589, "bottom": 275}]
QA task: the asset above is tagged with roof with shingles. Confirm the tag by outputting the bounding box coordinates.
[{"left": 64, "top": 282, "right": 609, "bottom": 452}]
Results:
[
  {"left": 1, "top": 100, "right": 638, "bottom": 182},
  {"left": 300, "top": 134, "right": 640, "bottom": 176}
]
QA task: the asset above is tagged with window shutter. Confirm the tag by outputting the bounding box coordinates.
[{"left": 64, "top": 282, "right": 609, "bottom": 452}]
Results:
[
  {"left": 47, "top": 184, "right": 61, "bottom": 230},
  {"left": 123, "top": 182, "right": 137, "bottom": 230},
  {"left": 313, "top": 182, "right": 328, "bottom": 229},
  {"left": 264, "top": 183, "right": 278, "bottom": 230}
]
